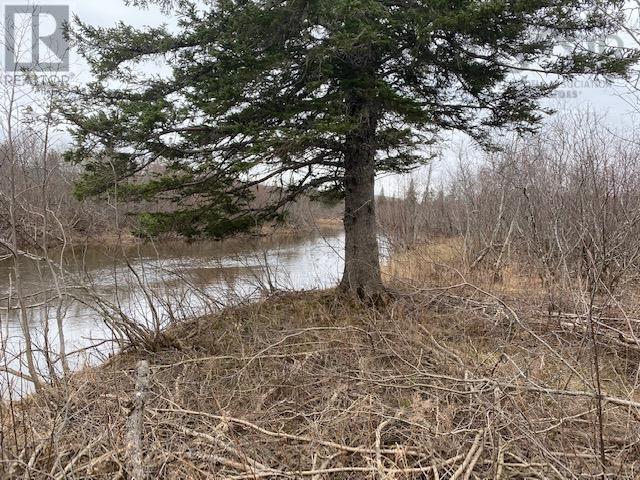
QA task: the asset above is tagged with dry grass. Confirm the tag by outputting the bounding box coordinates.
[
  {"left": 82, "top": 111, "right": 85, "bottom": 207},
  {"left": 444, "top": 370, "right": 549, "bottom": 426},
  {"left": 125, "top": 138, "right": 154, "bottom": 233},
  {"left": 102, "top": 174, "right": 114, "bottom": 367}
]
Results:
[
  {"left": 385, "top": 237, "right": 547, "bottom": 297},
  {"left": 2, "top": 242, "right": 640, "bottom": 479}
]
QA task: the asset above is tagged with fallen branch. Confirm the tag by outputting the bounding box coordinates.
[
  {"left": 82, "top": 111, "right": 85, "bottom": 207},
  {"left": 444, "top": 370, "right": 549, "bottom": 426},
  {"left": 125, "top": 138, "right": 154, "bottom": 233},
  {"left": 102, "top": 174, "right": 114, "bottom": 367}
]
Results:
[
  {"left": 152, "top": 407, "right": 428, "bottom": 457},
  {"left": 183, "top": 451, "right": 465, "bottom": 479},
  {"left": 126, "top": 360, "right": 150, "bottom": 480}
]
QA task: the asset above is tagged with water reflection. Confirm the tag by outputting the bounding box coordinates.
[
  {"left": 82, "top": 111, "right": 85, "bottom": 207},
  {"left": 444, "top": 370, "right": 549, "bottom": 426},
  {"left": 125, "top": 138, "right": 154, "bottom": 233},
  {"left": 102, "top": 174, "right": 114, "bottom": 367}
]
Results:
[{"left": 0, "top": 229, "right": 344, "bottom": 393}]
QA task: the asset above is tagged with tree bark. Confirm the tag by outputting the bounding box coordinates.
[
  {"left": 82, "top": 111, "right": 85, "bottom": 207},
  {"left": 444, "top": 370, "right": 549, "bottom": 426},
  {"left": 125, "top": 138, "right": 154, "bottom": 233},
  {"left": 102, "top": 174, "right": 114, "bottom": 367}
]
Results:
[{"left": 339, "top": 98, "right": 385, "bottom": 299}]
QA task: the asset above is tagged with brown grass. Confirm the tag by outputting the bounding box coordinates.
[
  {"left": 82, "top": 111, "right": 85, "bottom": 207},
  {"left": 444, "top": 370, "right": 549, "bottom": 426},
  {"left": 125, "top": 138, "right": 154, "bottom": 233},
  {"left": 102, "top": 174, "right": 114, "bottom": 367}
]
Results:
[
  {"left": 2, "top": 241, "right": 640, "bottom": 479},
  {"left": 385, "top": 237, "right": 550, "bottom": 294}
]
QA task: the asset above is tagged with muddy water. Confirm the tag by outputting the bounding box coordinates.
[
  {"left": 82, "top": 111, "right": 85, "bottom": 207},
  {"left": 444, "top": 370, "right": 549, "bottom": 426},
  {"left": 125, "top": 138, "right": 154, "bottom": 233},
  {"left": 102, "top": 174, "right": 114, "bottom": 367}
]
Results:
[{"left": 0, "top": 229, "right": 345, "bottom": 393}]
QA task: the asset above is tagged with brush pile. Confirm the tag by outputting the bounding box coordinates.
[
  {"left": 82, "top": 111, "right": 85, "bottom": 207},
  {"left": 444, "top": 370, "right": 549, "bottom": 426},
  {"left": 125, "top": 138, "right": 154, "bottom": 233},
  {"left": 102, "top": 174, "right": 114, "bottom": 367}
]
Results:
[{"left": 2, "top": 276, "right": 639, "bottom": 479}]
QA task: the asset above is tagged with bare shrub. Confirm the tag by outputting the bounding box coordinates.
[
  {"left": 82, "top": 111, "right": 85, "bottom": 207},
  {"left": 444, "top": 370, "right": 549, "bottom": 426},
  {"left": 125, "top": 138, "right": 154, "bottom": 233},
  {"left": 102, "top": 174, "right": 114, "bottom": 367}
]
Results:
[{"left": 382, "top": 113, "right": 640, "bottom": 295}]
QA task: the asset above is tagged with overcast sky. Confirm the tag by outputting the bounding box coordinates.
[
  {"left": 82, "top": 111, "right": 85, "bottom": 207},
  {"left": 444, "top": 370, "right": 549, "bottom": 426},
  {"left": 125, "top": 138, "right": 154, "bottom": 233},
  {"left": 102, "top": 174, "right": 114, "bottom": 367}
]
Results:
[
  {"left": 67, "top": 0, "right": 639, "bottom": 112},
  {"left": 72, "top": 1, "right": 640, "bottom": 105},
  {"left": 2, "top": 0, "right": 639, "bottom": 191}
]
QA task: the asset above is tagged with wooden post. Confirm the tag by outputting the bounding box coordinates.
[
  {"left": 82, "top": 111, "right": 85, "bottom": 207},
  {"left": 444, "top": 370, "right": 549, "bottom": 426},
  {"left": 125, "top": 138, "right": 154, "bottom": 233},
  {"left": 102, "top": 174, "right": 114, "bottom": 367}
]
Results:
[{"left": 126, "top": 360, "right": 150, "bottom": 480}]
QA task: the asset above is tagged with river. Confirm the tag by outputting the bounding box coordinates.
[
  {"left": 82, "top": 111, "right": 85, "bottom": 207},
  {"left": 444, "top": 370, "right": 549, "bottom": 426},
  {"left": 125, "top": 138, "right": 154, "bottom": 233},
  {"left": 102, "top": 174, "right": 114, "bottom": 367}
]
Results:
[{"left": 0, "top": 229, "right": 345, "bottom": 394}]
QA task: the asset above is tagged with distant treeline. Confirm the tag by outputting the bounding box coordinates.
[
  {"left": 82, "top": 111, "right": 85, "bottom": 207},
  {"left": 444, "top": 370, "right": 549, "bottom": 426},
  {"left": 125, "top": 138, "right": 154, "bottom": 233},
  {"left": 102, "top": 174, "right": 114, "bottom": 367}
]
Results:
[{"left": 0, "top": 143, "right": 342, "bottom": 251}]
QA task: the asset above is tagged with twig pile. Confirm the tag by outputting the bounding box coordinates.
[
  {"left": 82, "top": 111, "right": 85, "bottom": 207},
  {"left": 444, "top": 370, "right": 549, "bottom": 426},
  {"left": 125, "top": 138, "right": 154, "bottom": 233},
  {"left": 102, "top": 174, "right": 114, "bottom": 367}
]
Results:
[{"left": 1, "top": 287, "right": 639, "bottom": 478}]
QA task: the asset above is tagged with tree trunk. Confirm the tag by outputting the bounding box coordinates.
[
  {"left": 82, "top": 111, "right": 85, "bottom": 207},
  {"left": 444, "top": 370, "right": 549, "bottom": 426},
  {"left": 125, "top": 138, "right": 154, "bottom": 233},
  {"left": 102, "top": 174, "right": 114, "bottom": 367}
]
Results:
[{"left": 339, "top": 100, "right": 385, "bottom": 299}]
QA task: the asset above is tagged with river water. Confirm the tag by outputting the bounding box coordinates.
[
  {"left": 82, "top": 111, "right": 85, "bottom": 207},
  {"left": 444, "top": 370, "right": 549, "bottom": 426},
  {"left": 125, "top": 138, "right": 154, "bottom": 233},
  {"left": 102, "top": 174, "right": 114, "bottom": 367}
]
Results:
[{"left": 0, "top": 229, "right": 345, "bottom": 393}]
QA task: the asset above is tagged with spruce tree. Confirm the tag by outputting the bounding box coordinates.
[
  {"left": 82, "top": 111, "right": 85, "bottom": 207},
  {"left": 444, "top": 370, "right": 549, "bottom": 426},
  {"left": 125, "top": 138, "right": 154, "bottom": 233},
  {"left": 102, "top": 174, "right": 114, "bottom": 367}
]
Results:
[{"left": 61, "top": 0, "right": 634, "bottom": 298}]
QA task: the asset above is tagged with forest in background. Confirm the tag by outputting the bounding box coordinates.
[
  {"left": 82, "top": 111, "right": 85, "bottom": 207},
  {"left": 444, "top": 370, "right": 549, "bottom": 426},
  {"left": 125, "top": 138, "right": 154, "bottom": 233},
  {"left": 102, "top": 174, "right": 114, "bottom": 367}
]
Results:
[{"left": 0, "top": 146, "right": 343, "bottom": 252}]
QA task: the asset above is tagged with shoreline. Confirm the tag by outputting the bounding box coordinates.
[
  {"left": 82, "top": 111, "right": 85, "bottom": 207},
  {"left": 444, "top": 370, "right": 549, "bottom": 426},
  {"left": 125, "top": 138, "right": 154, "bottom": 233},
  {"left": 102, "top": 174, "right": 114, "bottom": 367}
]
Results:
[
  {"left": 3, "top": 242, "right": 639, "bottom": 479},
  {"left": 61, "top": 217, "right": 345, "bottom": 250},
  {"left": 0, "top": 218, "right": 345, "bottom": 263}
]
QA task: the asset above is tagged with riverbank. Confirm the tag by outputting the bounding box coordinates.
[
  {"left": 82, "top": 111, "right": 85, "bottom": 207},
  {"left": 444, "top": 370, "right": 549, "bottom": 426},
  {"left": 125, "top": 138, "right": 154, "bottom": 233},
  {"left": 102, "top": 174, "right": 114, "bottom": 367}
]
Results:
[
  {"left": 2, "top": 242, "right": 639, "bottom": 478},
  {"left": 61, "top": 216, "right": 344, "bottom": 249}
]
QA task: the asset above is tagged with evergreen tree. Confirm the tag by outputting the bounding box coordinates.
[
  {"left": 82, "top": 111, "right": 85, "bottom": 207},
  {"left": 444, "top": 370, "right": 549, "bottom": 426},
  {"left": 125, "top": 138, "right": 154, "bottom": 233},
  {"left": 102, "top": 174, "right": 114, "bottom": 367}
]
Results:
[
  {"left": 61, "top": 0, "right": 634, "bottom": 298},
  {"left": 405, "top": 177, "right": 419, "bottom": 246}
]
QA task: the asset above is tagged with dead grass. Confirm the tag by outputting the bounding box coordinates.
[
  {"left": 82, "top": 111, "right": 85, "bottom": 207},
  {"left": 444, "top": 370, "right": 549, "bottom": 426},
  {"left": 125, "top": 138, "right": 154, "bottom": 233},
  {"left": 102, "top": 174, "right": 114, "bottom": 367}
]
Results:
[
  {"left": 2, "top": 242, "right": 640, "bottom": 479},
  {"left": 384, "top": 237, "right": 545, "bottom": 297}
]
